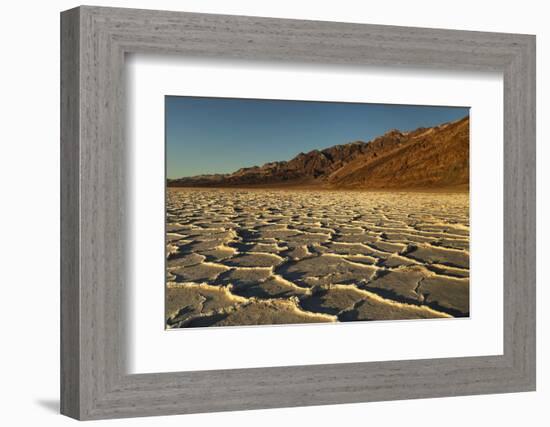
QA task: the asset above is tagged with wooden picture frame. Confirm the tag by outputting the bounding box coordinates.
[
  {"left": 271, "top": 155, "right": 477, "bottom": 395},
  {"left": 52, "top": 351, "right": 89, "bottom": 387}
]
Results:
[{"left": 60, "top": 5, "right": 536, "bottom": 420}]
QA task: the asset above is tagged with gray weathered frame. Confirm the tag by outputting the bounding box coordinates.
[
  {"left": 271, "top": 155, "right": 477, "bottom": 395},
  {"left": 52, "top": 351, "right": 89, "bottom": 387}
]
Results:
[{"left": 60, "top": 5, "right": 536, "bottom": 420}]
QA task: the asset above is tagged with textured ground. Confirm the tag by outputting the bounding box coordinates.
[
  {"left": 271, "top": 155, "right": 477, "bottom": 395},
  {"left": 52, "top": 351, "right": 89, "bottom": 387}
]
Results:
[{"left": 166, "top": 188, "right": 469, "bottom": 328}]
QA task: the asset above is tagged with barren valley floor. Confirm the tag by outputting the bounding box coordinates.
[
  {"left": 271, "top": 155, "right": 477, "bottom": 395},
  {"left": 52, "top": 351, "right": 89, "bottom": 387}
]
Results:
[{"left": 166, "top": 188, "right": 470, "bottom": 328}]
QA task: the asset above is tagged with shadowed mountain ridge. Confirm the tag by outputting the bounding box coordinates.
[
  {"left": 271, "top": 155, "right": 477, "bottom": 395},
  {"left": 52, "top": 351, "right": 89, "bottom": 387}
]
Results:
[{"left": 168, "top": 115, "right": 469, "bottom": 190}]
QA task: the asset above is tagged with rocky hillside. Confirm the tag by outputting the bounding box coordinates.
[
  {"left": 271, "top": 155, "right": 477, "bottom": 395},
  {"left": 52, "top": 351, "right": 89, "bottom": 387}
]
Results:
[{"left": 168, "top": 116, "right": 469, "bottom": 190}]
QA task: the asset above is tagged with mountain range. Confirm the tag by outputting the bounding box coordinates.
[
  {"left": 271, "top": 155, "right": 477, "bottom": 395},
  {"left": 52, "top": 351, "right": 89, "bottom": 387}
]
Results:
[{"left": 167, "top": 115, "right": 469, "bottom": 190}]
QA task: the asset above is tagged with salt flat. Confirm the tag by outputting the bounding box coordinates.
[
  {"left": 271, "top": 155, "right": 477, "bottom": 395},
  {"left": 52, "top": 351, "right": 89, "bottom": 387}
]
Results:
[{"left": 166, "top": 188, "right": 469, "bottom": 328}]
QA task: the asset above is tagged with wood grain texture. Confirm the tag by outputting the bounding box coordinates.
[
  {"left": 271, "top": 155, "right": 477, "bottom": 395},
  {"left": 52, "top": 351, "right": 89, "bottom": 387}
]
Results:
[
  {"left": 60, "top": 7, "right": 80, "bottom": 419},
  {"left": 60, "top": 5, "right": 536, "bottom": 420}
]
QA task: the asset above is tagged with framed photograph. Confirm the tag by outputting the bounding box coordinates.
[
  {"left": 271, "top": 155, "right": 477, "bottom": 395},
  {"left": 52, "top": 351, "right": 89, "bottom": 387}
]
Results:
[{"left": 61, "top": 6, "right": 536, "bottom": 420}]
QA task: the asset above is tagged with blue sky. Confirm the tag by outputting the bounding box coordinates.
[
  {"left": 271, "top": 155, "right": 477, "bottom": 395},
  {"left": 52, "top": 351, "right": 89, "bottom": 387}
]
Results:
[{"left": 166, "top": 96, "right": 469, "bottom": 179}]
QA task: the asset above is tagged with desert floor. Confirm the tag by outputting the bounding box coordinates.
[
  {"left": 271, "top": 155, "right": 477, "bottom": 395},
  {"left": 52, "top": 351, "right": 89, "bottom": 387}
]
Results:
[{"left": 166, "top": 188, "right": 469, "bottom": 328}]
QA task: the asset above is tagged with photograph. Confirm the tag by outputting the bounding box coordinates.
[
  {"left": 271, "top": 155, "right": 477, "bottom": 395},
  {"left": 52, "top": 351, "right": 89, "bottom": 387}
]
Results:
[{"left": 165, "top": 97, "right": 470, "bottom": 328}]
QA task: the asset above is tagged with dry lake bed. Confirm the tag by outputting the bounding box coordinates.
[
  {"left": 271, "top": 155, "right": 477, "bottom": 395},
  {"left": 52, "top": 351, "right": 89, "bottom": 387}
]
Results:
[{"left": 166, "top": 188, "right": 470, "bottom": 328}]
